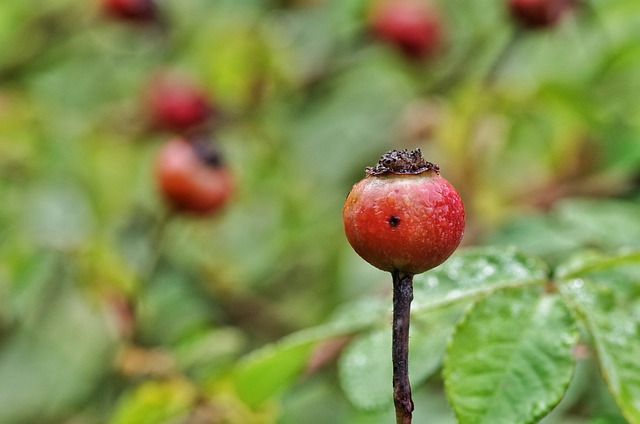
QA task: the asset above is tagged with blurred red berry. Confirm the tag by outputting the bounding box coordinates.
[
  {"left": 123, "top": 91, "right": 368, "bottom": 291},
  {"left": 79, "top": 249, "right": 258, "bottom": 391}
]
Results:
[
  {"left": 369, "top": 0, "right": 442, "bottom": 59},
  {"left": 102, "top": 0, "right": 157, "bottom": 22},
  {"left": 508, "top": 0, "right": 576, "bottom": 29},
  {"left": 146, "top": 74, "right": 214, "bottom": 133},
  {"left": 155, "top": 138, "right": 233, "bottom": 215}
]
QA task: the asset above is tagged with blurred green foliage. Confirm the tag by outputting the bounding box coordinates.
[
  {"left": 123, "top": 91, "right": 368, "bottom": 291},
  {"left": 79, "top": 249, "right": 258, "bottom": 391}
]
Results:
[{"left": 1, "top": 0, "right": 640, "bottom": 423}]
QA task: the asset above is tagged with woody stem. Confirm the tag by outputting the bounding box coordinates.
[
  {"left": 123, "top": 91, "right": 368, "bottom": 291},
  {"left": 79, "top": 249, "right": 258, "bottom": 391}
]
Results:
[{"left": 392, "top": 269, "right": 414, "bottom": 424}]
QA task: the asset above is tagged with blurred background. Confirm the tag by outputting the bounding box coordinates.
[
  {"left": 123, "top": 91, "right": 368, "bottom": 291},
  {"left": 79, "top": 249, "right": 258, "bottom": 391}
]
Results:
[{"left": 1, "top": 0, "right": 640, "bottom": 422}]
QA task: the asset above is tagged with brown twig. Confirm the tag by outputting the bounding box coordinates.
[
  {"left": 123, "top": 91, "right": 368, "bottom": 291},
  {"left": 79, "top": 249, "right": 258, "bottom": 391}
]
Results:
[{"left": 392, "top": 269, "right": 414, "bottom": 424}]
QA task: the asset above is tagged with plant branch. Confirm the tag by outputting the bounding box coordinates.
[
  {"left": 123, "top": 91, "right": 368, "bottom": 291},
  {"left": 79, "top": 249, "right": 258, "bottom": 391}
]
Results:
[{"left": 392, "top": 269, "right": 414, "bottom": 424}]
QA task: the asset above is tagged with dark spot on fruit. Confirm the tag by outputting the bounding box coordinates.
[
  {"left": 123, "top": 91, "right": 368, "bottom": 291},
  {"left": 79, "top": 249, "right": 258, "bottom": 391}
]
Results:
[{"left": 388, "top": 215, "right": 401, "bottom": 227}]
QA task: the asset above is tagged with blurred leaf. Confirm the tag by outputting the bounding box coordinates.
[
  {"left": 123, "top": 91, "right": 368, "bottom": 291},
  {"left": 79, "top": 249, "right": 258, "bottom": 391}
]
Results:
[
  {"left": 554, "top": 199, "right": 640, "bottom": 251},
  {"left": 483, "top": 214, "right": 583, "bottom": 264},
  {"left": 2, "top": 249, "right": 59, "bottom": 324},
  {"left": 234, "top": 335, "right": 316, "bottom": 408},
  {"left": 81, "top": 243, "right": 138, "bottom": 294},
  {"left": 327, "top": 0, "right": 369, "bottom": 43},
  {"left": 137, "top": 267, "right": 216, "bottom": 346},
  {"left": 290, "top": 52, "right": 415, "bottom": 185},
  {"left": 279, "top": 371, "right": 458, "bottom": 424},
  {"left": 486, "top": 198, "right": 640, "bottom": 264},
  {"left": 234, "top": 297, "right": 387, "bottom": 407},
  {"left": 23, "top": 182, "right": 95, "bottom": 249},
  {"left": 0, "top": 270, "right": 118, "bottom": 423},
  {"left": 412, "top": 247, "right": 548, "bottom": 313},
  {"left": 278, "top": 372, "right": 351, "bottom": 424},
  {"left": 177, "top": 2, "right": 265, "bottom": 110},
  {"left": 444, "top": 287, "right": 578, "bottom": 424},
  {"left": 338, "top": 303, "right": 463, "bottom": 410},
  {"left": 173, "top": 327, "right": 245, "bottom": 377},
  {"left": 558, "top": 250, "right": 640, "bottom": 423},
  {"left": 109, "top": 378, "right": 197, "bottom": 424},
  {"left": 266, "top": 5, "right": 340, "bottom": 85},
  {"left": 325, "top": 296, "right": 390, "bottom": 333}
]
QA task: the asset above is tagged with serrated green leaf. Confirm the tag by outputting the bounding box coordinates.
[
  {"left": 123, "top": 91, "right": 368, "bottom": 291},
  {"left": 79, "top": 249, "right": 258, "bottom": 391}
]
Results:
[
  {"left": 558, "top": 251, "right": 640, "bottom": 423},
  {"left": 338, "top": 303, "right": 464, "bottom": 410},
  {"left": 242, "top": 248, "right": 550, "bottom": 409},
  {"left": 444, "top": 287, "right": 578, "bottom": 424},
  {"left": 413, "top": 247, "right": 548, "bottom": 314}
]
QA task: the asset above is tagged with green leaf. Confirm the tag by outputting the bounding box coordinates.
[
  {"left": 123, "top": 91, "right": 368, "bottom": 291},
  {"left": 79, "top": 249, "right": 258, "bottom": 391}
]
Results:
[
  {"left": 486, "top": 199, "right": 640, "bottom": 264},
  {"left": 326, "top": 296, "right": 390, "bottom": 333},
  {"left": 338, "top": 303, "right": 464, "bottom": 410},
  {"left": 554, "top": 199, "right": 640, "bottom": 253},
  {"left": 444, "top": 287, "right": 578, "bottom": 424},
  {"left": 234, "top": 335, "right": 317, "bottom": 407},
  {"left": 109, "top": 379, "right": 197, "bottom": 424},
  {"left": 338, "top": 330, "right": 389, "bottom": 410},
  {"left": 235, "top": 249, "right": 548, "bottom": 409},
  {"left": 234, "top": 297, "right": 387, "bottom": 407},
  {"left": 558, "top": 251, "right": 640, "bottom": 423},
  {"left": 136, "top": 267, "right": 217, "bottom": 346},
  {"left": 483, "top": 214, "right": 582, "bottom": 264},
  {"left": 412, "top": 247, "right": 548, "bottom": 313},
  {"left": 23, "top": 183, "right": 95, "bottom": 249},
  {"left": 0, "top": 272, "right": 118, "bottom": 423},
  {"left": 555, "top": 250, "right": 640, "bottom": 281},
  {"left": 335, "top": 248, "right": 548, "bottom": 411},
  {"left": 172, "top": 327, "right": 246, "bottom": 375},
  {"left": 290, "top": 53, "right": 415, "bottom": 185}
]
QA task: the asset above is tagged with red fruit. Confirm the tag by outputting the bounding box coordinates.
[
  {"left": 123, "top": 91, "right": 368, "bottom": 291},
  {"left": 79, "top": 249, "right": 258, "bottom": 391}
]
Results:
[
  {"left": 369, "top": 0, "right": 442, "bottom": 59},
  {"left": 508, "top": 0, "right": 576, "bottom": 29},
  {"left": 343, "top": 149, "right": 464, "bottom": 275},
  {"left": 155, "top": 138, "right": 233, "bottom": 215},
  {"left": 146, "top": 74, "right": 214, "bottom": 133},
  {"left": 102, "top": 0, "right": 157, "bottom": 22}
]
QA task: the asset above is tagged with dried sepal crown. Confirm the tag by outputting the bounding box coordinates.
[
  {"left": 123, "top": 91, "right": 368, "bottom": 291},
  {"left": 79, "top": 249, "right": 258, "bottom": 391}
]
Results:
[{"left": 365, "top": 148, "right": 439, "bottom": 176}]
